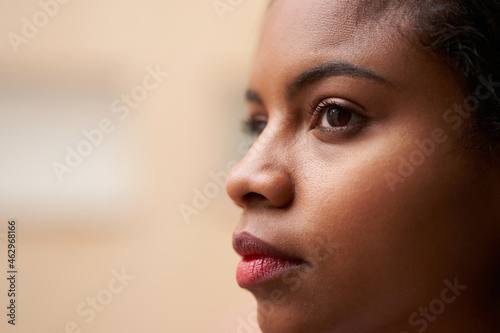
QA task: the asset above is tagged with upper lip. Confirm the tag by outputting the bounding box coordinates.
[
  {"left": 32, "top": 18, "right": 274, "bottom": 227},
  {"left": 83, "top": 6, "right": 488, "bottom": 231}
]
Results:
[{"left": 233, "top": 232, "right": 305, "bottom": 262}]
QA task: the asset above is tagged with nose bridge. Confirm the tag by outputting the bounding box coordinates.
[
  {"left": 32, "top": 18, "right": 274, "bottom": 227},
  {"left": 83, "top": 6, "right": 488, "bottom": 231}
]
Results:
[
  {"left": 226, "top": 119, "right": 295, "bottom": 208},
  {"left": 248, "top": 117, "right": 282, "bottom": 164}
]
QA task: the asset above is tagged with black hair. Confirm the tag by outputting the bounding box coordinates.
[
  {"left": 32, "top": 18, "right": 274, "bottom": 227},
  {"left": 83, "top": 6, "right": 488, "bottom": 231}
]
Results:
[{"left": 358, "top": 0, "right": 500, "bottom": 161}]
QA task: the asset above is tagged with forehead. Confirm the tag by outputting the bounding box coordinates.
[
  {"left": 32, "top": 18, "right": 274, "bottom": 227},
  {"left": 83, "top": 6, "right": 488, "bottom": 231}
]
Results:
[
  {"left": 265, "top": 0, "right": 363, "bottom": 48},
  {"left": 253, "top": 0, "right": 412, "bottom": 93},
  {"left": 264, "top": 0, "right": 405, "bottom": 43}
]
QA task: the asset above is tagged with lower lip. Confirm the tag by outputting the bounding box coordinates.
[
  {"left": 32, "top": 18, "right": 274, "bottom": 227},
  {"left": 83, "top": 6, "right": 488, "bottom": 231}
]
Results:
[{"left": 236, "top": 256, "right": 304, "bottom": 288}]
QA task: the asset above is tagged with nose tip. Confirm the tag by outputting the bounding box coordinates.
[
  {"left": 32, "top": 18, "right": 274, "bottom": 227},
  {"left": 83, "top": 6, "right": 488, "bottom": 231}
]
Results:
[{"left": 226, "top": 159, "right": 295, "bottom": 209}]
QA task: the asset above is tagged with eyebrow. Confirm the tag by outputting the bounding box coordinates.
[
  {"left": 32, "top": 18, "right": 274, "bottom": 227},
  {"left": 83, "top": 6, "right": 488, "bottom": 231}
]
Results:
[
  {"left": 245, "top": 89, "right": 264, "bottom": 105},
  {"left": 245, "top": 61, "right": 391, "bottom": 105},
  {"left": 287, "top": 62, "right": 391, "bottom": 99}
]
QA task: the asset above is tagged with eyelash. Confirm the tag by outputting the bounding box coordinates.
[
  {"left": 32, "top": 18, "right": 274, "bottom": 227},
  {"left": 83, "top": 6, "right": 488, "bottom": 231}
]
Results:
[
  {"left": 308, "top": 99, "right": 366, "bottom": 134},
  {"left": 308, "top": 99, "right": 347, "bottom": 119}
]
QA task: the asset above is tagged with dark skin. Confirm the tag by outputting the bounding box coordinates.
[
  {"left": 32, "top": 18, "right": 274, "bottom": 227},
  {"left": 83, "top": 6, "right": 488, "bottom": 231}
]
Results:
[{"left": 226, "top": 0, "right": 500, "bottom": 332}]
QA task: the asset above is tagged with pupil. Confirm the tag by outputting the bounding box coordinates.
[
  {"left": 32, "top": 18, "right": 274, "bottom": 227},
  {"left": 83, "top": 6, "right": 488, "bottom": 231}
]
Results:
[
  {"left": 254, "top": 121, "right": 266, "bottom": 134},
  {"left": 327, "top": 108, "right": 351, "bottom": 126}
]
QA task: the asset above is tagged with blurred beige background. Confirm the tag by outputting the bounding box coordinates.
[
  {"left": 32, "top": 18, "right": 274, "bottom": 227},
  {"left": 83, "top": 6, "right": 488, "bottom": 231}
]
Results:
[{"left": 0, "top": 0, "right": 268, "bottom": 332}]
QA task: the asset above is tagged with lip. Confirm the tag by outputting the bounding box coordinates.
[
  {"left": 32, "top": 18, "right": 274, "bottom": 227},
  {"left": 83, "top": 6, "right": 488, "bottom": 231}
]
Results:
[{"left": 233, "top": 232, "right": 306, "bottom": 288}]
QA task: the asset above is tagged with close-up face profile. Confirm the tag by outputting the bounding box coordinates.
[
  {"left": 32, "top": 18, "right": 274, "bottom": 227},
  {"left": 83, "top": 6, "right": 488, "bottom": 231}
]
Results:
[{"left": 226, "top": 0, "right": 500, "bottom": 332}]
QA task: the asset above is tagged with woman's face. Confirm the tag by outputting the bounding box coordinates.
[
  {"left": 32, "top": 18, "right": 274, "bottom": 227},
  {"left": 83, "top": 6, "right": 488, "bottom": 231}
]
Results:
[{"left": 226, "top": 0, "right": 500, "bottom": 332}]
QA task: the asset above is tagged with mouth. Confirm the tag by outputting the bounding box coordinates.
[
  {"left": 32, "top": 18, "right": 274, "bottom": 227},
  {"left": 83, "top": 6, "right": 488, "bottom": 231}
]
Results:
[{"left": 233, "top": 232, "right": 306, "bottom": 288}]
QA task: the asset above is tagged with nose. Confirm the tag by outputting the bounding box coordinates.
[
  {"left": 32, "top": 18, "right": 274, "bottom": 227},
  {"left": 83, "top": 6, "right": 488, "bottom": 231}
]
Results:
[{"left": 226, "top": 127, "right": 295, "bottom": 209}]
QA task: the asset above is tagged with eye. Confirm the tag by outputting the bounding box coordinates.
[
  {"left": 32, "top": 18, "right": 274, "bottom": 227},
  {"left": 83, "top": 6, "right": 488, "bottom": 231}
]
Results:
[
  {"left": 320, "top": 107, "right": 355, "bottom": 128},
  {"left": 243, "top": 116, "right": 267, "bottom": 137},
  {"left": 310, "top": 99, "right": 366, "bottom": 133}
]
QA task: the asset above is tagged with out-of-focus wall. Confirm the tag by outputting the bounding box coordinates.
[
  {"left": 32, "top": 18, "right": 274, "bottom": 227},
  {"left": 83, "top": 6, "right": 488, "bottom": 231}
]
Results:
[{"left": 0, "top": 1, "right": 267, "bottom": 332}]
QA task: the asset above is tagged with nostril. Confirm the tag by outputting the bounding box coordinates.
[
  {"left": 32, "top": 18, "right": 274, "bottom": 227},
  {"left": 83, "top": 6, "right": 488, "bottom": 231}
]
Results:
[{"left": 243, "top": 192, "right": 267, "bottom": 204}]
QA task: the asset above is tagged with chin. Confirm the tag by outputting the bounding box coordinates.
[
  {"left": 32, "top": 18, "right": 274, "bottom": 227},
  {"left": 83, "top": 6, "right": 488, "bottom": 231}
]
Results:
[{"left": 253, "top": 296, "right": 336, "bottom": 333}]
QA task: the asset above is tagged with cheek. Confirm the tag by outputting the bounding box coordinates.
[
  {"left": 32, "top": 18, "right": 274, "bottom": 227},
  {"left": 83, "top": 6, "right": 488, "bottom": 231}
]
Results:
[
  {"left": 291, "top": 125, "right": 478, "bottom": 317},
  {"left": 297, "top": 116, "right": 470, "bottom": 231}
]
